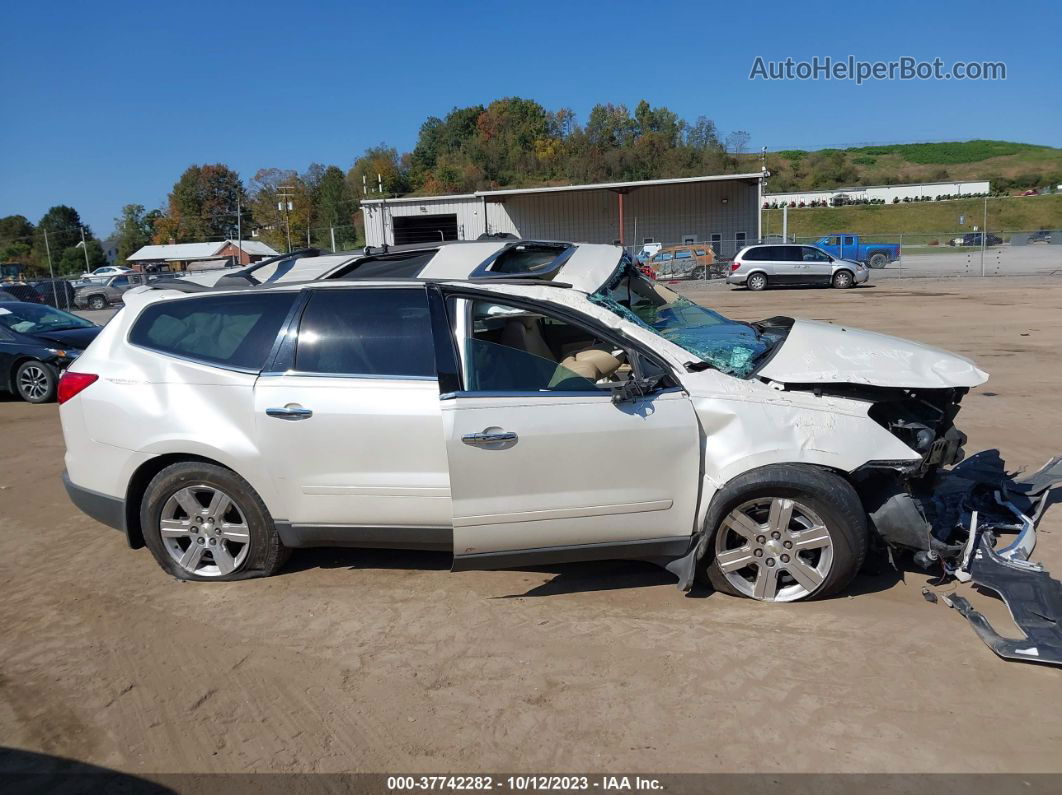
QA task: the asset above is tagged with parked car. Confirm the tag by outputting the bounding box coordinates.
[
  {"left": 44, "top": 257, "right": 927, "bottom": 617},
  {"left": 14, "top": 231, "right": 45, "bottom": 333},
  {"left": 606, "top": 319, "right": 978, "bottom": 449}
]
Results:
[
  {"left": 81, "top": 265, "right": 134, "bottom": 278},
  {"left": 645, "top": 245, "right": 716, "bottom": 280},
  {"left": 1028, "top": 230, "right": 1053, "bottom": 244},
  {"left": 32, "top": 279, "right": 78, "bottom": 310},
  {"left": 636, "top": 242, "right": 663, "bottom": 262},
  {"left": 961, "top": 232, "right": 1003, "bottom": 247},
  {"left": 813, "top": 234, "right": 901, "bottom": 269},
  {"left": 726, "top": 244, "right": 869, "bottom": 290},
  {"left": 61, "top": 241, "right": 988, "bottom": 603},
  {"left": 0, "top": 302, "right": 101, "bottom": 403},
  {"left": 0, "top": 283, "right": 44, "bottom": 304},
  {"left": 74, "top": 273, "right": 147, "bottom": 309}
]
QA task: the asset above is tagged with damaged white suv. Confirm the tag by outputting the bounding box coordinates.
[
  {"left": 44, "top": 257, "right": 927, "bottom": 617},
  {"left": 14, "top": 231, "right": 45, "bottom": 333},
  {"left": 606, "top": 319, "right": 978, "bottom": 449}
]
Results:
[{"left": 60, "top": 241, "right": 989, "bottom": 602}]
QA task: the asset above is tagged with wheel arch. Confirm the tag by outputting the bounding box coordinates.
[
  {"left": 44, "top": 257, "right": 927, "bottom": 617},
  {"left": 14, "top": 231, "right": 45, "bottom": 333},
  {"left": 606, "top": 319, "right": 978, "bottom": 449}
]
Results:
[{"left": 124, "top": 453, "right": 240, "bottom": 549}]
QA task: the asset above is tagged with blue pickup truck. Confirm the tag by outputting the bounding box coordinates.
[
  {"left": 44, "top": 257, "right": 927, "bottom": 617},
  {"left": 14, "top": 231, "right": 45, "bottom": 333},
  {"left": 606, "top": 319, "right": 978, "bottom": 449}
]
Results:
[{"left": 813, "top": 235, "right": 901, "bottom": 269}]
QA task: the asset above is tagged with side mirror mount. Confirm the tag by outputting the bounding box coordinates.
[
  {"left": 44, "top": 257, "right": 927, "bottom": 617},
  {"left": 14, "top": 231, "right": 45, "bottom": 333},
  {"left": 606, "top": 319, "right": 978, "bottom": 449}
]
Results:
[{"left": 611, "top": 375, "right": 663, "bottom": 404}]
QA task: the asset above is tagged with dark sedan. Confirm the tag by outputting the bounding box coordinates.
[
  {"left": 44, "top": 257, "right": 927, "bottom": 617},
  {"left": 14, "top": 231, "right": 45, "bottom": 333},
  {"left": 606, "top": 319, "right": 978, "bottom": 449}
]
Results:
[{"left": 0, "top": 302, "right": 101, "bottom": 403}]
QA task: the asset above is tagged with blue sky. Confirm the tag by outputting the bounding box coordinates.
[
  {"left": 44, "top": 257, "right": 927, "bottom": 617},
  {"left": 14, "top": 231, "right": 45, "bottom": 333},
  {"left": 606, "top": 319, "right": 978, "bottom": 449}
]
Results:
[{"left": 1, "top": 0, "right": 1058, "bottom": 235}]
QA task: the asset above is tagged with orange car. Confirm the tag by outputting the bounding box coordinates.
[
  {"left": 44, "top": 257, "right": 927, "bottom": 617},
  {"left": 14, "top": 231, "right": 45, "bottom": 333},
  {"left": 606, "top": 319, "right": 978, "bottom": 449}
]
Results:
[{"left": 646, "top": 245, "right": 715, "bottom": 279}]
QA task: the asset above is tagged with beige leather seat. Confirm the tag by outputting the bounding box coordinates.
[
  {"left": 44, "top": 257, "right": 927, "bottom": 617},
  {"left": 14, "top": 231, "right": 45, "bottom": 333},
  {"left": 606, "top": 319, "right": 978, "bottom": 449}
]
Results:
[{"left": 500, "top": 316, "right": 621, "bottom": 382}]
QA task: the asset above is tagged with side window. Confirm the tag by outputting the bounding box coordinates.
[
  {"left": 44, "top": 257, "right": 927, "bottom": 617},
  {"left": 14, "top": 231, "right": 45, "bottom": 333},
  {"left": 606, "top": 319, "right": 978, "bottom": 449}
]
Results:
[
  {"left": 734, "top": 232, "right": 747, "bottom": 253},
  {"left": 745, "top": 247, "right": 765, "bottom": 261},
  {"left": 781, "top": 246, "right": 805, "bottom": 262},
  {"left": 454, "top": 299, "right": 628, "bottom": 393},
  {"left": 824, "top": 236, "right": 840, "bottom": 246},
  {"left": 710, "top": 234, "right": 722, "bottom": 256},
  {"left": 802, "top": 247, "right": 828, "bottom": 261},
  {"left": 111, "top": 276, "right": 129, "bottom": 288},
  {"left": 843, "top": 236, "right": 855, "bottom": 246},
  {"left": 694, "top": 248, "right": 707, "bottom": 257},
  {"left": 130, "top": 292, "right": 296, "bottom": 370},
  {"left": 295, "top": 288, "right": 435, "bottom": 378}
]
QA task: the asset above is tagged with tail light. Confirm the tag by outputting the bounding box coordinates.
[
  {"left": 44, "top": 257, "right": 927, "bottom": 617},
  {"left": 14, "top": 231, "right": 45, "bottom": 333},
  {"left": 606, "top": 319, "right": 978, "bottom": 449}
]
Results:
[
  {"left": 57, "top": 372, "right": 98, "bottom": 405},
  {"left": 730, "top": 261, "right": 741, "bottom": 271}
]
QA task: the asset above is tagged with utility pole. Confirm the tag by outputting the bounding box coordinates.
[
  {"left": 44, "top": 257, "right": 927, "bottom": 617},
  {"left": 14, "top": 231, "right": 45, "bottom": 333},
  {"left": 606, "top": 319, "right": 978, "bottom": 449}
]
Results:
[
  {"left": 42, "top": 228, "right": 59, "bottom": 306},
  {"left": 981, "top": 195, "right": 988, "bottom": 277},
  {"left": 236, "top": 194, "right": 244, "bottom": 266},
  {"left": 43, "top": 228, "right": 58, "bottom": 300},
  {"left": 277, "top": 186, "right": 296, "bottom": 253},
  {"left": 80, "top": 226, "right": 91, "bottom": 272}
]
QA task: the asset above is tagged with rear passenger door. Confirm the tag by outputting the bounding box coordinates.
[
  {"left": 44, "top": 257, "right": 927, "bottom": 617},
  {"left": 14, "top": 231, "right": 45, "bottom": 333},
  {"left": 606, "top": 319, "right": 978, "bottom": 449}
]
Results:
[
  {"left": 253, "top": 287, "right": 452, "bottom": 540},
  {"left": 800, "top": 246, "right": 834, "bottom": 284}
]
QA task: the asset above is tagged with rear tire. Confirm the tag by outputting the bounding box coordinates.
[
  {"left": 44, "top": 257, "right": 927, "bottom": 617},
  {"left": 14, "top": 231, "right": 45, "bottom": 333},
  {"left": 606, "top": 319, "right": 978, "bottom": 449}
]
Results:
[
  {"left": 867, "top": 252, "right": 888, "bottom": 269},
  {"left": 747, "top": 272, "right": 768, "bottom": 291},
  {"left": 141, "top": 462, "right": 290, "bottom": 582},
  {"left": 832, "top": 269, "right": 854, "bottom": 289},
  {"left": 699, "top": 464, "right": 867, "bottom": 602}
]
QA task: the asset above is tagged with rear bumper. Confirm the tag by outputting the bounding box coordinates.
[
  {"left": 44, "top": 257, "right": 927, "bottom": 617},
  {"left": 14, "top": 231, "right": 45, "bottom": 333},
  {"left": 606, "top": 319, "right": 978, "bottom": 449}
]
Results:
[
  {"left": 725, "top": 273, "right": 747, "bottom": 285},
  {"left": 62, "top": 470, "right": 126, "bottom": 534}
]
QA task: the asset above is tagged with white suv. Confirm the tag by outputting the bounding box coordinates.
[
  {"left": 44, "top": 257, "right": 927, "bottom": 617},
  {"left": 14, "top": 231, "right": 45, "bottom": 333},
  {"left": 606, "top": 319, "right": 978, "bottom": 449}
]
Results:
[{"left": 59, "top": 241, "right": 987, "bottom": 602}]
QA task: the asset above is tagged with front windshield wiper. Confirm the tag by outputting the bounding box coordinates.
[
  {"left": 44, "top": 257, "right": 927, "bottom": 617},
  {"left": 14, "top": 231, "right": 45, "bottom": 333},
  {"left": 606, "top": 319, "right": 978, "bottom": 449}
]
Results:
[{"left": 39, "top": 324, "right": 90, "bottom": 332}]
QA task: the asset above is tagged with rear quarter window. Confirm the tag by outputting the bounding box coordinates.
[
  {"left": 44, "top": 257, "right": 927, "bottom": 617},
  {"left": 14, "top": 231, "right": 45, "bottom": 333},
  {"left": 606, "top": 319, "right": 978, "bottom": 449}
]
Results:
[{"left": 130, "top": 292, "right": 296, "bottom": 370}]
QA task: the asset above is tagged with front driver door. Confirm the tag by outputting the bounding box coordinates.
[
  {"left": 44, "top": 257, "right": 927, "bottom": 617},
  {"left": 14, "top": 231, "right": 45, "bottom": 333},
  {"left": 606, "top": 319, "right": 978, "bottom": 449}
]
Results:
[{"left": 432, "top": 289, "right": 702, "bottom": 570}]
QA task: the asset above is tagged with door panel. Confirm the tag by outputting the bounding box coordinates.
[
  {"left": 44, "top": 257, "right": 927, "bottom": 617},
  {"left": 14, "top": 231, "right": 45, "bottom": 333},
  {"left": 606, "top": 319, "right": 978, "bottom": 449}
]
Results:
[
  {"left": 444, "top": 390, "right": 701, "bottom": 562},
  {"left": 801, "top": 247, "right": 834, "bottom": 284},
  {"left": 254, "top": 375, "right": 450, "bottom": 527}
]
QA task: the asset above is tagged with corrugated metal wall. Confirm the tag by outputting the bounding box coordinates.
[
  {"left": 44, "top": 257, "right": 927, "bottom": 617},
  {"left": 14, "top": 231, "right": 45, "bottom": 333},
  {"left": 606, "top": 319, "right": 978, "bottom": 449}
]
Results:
[{"left": 363, "top": 179, "right": 761, "bottom": 255}]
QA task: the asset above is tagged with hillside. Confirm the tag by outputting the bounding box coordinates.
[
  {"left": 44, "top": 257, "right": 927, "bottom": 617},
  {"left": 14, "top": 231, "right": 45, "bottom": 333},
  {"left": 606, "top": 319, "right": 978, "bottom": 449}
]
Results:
[
  {"left": 761, "top": 193, "right": 1062, "bottom": 243},
  {"left": 757, "top": 140, "right": 1062, "bottom": 194}
]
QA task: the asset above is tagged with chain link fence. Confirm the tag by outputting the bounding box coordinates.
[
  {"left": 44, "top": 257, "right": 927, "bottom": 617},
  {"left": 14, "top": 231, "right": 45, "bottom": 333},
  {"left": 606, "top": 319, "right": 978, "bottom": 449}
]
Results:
[{"left": 624, "top": 227, "right": 1062, "bottom": 283}]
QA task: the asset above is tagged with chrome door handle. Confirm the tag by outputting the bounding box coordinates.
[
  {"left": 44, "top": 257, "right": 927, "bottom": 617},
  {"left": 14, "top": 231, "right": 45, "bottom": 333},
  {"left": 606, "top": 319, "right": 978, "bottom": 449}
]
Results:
[
  {"left": 266, "top": 406, "right": 313, "bottom": 420},
  {"left": 462, "top": 430, "right": 517, "bottom": 446}
]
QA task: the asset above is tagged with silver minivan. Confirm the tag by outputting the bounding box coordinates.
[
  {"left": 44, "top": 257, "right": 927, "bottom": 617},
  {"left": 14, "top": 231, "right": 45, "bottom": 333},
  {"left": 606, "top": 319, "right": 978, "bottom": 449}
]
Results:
[{"left": 727, "top": 244, "right": 869, "bottom": 291}]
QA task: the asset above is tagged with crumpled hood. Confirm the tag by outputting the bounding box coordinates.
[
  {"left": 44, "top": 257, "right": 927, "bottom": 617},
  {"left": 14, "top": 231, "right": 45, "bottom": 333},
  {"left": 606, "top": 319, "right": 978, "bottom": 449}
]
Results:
[{"left": 756, "top": 318, "right": 988, "bottom": 389}]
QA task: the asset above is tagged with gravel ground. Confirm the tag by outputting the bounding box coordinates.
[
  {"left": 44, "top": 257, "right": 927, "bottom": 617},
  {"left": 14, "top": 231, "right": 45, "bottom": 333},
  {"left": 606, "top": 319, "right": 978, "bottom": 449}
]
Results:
[{"left": 2, "top": 276, "right": 1061, "bottom": 775}]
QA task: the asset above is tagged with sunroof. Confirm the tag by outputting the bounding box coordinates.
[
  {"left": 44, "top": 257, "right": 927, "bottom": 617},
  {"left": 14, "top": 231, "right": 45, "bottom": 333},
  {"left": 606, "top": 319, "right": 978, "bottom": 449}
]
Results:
[{"left": 472, "top": 242, "right": 575, "bottom": 280}]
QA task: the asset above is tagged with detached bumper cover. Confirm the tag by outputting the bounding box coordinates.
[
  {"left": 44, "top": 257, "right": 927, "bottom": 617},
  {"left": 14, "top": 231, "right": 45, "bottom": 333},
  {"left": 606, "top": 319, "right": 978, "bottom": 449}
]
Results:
[{"left": 943, "top": 532, "right": 1062, "bottom": 666}]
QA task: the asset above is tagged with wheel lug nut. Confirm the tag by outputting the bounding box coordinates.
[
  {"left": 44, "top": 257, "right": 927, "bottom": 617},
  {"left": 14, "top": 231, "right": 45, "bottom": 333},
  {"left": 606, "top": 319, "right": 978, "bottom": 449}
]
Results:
[
  {"left": 753, "top": 548, "right": 764, "bottom": 557},
  {"left": 756, "top": 535, "right": 766, "bottom": 544},
  {"left": 197, "top": 537, "right": 205, "bottom": 544},
  {"left": 783, "top": 541, "right": 792, "bottom": 549},
  {"left": 765, "top": 558, "right": 775, "bottom": 567},
  {"left": 771, "top": 531, "right": 781, "bottom": 540},
  {"left": 781, "top": 554, "right": 790, "bottom": 563},
  {"left": 209, "top": 538, "right": 216, "bottom": 545}
]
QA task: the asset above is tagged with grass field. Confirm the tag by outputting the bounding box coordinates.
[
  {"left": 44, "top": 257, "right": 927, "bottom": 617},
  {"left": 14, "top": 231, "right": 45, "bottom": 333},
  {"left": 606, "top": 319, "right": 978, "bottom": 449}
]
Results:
[{"left": 761, "top": 193, "right": 1062, "bottom": 243}]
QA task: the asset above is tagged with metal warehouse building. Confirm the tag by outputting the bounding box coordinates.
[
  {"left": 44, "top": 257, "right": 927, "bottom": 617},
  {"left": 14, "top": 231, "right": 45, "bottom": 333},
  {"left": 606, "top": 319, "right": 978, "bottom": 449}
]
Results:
[{"left": 361, "top": 173, "right": 764, "bottom": 258}]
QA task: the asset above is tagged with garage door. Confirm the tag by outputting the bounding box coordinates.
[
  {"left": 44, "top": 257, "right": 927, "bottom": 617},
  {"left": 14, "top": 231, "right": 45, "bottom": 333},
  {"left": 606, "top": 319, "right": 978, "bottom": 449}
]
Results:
[{"left": 393, "top": 214, "right": 459, "bottom": 245}]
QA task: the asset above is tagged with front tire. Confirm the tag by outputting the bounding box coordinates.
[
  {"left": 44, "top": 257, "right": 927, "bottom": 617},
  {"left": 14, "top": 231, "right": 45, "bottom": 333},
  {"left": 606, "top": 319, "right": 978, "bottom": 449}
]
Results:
[
  {"left": 15, "top": 360, "right": 57, "bottom": 403},
  {"left": 87, "top": 295, "right": 107, "bottom": 310},
  {"left": 700, "top": 465, "right": 867, "bottom": 602},
  {"left": 832, "top": 269, "right": 854, "bottom": 289},
  {"left": 747, "top": 272, "right": 768, "bottom": 291},
  {"left": 141, "top": 462, "right": 289, "bottom": 581}
]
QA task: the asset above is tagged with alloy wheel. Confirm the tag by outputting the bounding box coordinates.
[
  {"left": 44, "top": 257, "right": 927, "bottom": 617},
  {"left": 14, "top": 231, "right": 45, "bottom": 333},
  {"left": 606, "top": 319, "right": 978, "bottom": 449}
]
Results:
[
  {"left": 713, "top": 497, "right": 834, "bottom": 602},
  {"left": 834, "top": 271, "right": 853, "bottom": 288},
  {"left": 748, "top": 274, "right": 767, "bottom": 291},
  {"left": 18, "top": 364, "right": 50, "bottom": 401},
  {"left": 160, "top": 485, "right": 250, "bottom": 577}
]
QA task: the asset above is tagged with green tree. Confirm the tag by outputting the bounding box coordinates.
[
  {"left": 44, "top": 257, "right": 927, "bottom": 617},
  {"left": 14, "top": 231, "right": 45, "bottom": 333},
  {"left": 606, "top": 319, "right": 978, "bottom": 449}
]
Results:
[
  {"left": 248, "top": 168, "right": 311, "bottom": 253},
  {"left": 347, "top": 145, "right": 409, "bottom": 198},
  {"left": 0, "top": 215, "right": 34, "bottom": 263},
  {"left": 155, "top": 164, "right": 248, "bottom": 243},
  {"left": 313, "top": 165, "right": 358, "bottom": 249},
  {"left": 33, "top": 206, "right": 102, "bottom": 274},
  {"left": 113, "top": 204, "right": 160, "bottom": 263}
]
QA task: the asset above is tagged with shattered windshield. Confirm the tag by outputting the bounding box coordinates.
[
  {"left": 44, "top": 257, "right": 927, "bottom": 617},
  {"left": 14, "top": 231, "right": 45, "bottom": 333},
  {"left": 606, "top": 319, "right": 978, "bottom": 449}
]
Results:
[{"left": 590, "top": 262, "right": 771, "bottom": 377}]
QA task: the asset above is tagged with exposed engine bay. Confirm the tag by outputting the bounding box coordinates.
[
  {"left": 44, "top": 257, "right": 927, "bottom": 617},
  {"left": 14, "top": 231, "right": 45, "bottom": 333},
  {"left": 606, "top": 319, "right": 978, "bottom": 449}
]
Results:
[{"left": 776, "top": 379, "right": 1062, "bottom": 666}]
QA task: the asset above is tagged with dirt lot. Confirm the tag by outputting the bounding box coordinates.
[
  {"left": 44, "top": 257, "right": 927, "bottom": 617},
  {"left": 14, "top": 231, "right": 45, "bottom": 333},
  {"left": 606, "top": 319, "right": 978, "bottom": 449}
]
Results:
[{"left": 1, "top": 276, "right": 1061, "bottom": 775}]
